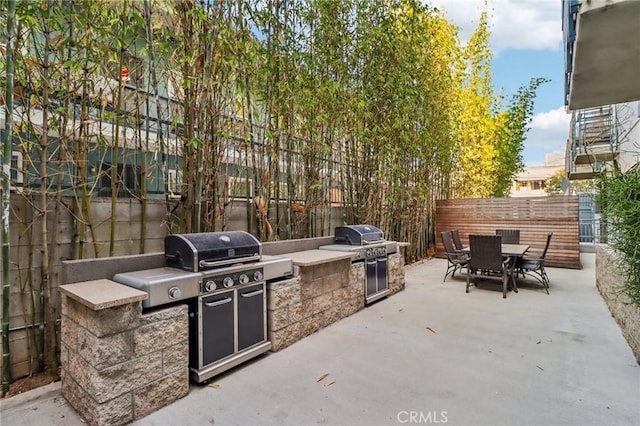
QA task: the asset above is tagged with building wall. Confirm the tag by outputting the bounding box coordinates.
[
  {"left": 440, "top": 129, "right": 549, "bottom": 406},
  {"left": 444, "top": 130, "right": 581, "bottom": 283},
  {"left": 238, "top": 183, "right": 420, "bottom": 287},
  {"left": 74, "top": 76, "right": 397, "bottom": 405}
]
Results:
[
  {"left": 616, "top": 101, "right": 640, "bottom": 172},
  {"left": 510, "top": 179, "right": 549, "bottom": 197},
  {"left": 510, "top": 165, "right": 564, "bottom": 197}
]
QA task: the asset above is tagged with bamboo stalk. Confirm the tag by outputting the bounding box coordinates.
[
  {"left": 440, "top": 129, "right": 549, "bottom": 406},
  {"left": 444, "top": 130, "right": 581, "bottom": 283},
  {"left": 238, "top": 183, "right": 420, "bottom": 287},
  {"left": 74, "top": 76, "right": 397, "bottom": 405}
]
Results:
[
  {"left": 139, "top": 70, "right": 148, "bottom": 253},
  {"left": 2, "top": 0, "right": 17, "bottom": 395},
  {"left": 36, "top": 0, "right": 56, "bottom": 380},
  {"left": 109, "top": 39, "right": 125, "bottom": 256}
]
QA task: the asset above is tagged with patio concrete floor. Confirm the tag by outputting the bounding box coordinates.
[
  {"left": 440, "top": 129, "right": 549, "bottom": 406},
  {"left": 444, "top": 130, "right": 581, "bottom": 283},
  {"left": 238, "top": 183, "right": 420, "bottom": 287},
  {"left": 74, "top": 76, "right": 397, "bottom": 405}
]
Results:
[{"left": 2, "top": 253, "right": 639, "bottom": 426}]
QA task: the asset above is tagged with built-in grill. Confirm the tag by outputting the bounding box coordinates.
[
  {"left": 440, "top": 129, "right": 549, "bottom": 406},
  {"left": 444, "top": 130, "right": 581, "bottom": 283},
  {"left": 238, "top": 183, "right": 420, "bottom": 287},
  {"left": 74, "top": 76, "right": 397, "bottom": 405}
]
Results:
[
  {"left": 165, "top": 231, "right": 262, "bottom": 272},
  {"left": 319, "top": 225, "right": 397, "bottom": 304},
  {"left": 112, "top": 231, "right": 292, "bottom": 383}
]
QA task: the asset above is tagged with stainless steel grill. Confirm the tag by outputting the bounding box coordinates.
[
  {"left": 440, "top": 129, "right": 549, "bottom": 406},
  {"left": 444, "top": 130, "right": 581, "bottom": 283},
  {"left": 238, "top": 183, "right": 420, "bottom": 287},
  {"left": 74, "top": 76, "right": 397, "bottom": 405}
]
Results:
[
  {"left": 319, "top": 225, "right": 397, "bottom": 304},
  {"left": 112, "top": 231, "right": 293, "bottom": 383},
  {"left": 165, "top": 231, "right": 262, "bottom": 272},
  {"left": 335, "top": 225, "right": 384, "bottom": 245}
]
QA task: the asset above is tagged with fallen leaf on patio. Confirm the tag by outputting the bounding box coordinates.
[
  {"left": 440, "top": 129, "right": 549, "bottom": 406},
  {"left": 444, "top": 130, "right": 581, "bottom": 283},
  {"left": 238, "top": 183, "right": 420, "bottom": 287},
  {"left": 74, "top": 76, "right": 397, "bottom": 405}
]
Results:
[
  {"left": 324, "top": 380, "right": 336, "bottom": 387},
  {"left": 208, "top": 383, "right": 221, "bottom": 388},
  {"left": 536, "top": 341, "right": 541, "bottom": 344},
  {"left": 317, "top": 373, "right": 329, "bottom": 382},
  {"left": 536, "top": 365, "right": 544, "bottom": 371},
  {"left": 398, "top": 308, "right": 404, "bottom": 312},
  {"left": 425, "top": 327, "right": 437, "bottom": 334}
]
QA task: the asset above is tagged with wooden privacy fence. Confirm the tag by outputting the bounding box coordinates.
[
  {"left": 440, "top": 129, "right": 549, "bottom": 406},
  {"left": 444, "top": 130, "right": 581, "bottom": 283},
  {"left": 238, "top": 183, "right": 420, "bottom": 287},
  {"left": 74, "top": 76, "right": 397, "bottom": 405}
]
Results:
[{"left": 435, "top": 196, "right": 581, "bottom": 269}]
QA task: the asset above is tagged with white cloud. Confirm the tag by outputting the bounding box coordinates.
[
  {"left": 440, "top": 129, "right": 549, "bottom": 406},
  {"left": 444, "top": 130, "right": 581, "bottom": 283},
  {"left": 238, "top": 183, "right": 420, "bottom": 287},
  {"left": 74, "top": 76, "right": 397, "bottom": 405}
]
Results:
[
  {"left": 523, "top": 106, "right": 571, "bottom": 165},
  {"left": 530, "top": 107, "right": 570, "bottom": 130},
  {"left": 427, "top": 0, "right": 563, "bottom": 53}
]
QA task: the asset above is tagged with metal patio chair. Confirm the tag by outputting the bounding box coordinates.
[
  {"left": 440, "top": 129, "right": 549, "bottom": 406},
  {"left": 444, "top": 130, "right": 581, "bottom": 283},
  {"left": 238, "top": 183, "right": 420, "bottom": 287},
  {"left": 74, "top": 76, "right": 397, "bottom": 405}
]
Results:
[
  {"left": 441, "top": 231, "right": 469, "bottom": 282},
  {"left": 496, "top": 229, "right": 520, "bottom": 244},
  {"left": 466, "top": 234, "right": 512, "bottom": 298},
  {"left": 516, "top": 232, "right": 553, "bottom": 294},
  {"left": 451, "top": 229, "right": 465, "bottom": 252}
]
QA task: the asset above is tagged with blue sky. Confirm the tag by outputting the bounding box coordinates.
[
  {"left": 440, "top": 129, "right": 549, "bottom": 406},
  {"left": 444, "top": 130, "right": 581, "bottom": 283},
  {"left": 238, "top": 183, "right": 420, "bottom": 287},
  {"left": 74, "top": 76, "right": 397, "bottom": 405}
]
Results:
[{"left": 428, "top": 0, "right": 570, "bottom": 166}]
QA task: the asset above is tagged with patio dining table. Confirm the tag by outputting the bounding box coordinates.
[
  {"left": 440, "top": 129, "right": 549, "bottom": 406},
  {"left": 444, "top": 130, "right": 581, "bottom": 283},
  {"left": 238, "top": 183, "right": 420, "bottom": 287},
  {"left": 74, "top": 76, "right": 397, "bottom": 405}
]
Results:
[{"left": 461, "top": 243, "right": 530, "bottom": 291}]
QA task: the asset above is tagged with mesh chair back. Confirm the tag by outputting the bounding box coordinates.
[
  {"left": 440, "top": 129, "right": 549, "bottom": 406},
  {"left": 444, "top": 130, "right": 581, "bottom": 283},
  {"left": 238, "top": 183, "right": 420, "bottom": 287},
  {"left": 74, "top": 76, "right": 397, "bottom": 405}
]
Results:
[
  {"left": 451, "top": 229, "right": 464, "bottom": 251},
  {"left": 541, "top": 232, "right": 553, "bottom": 258},
  {"left": 496, "top": 229, "right": 520, "bottom": 244},
  {"left": 469, "top": 234, "right": 504, "bottom": 271},
  {"left": 441, "top": 231, "right": 456, "bottom": 255}
]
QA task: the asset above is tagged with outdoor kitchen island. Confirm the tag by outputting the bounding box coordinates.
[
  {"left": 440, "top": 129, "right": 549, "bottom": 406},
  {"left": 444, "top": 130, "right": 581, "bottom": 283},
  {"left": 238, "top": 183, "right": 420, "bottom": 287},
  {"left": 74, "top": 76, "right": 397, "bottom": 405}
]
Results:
[{"left": 57, "top": 234, "right": 406, "bottom": 426}]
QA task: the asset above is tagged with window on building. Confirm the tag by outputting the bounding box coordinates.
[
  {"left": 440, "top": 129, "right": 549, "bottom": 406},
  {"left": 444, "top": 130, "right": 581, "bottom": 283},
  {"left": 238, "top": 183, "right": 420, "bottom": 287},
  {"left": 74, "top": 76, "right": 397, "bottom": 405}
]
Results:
[
  {"left": 167, "top": 169, "right": 182, "bottom": 200},
  {"left": 98, "top": 162, "right": 141, "bottom": 197},
  {"left": 11, "top": 151, "right": 24, "bottom": 188}
]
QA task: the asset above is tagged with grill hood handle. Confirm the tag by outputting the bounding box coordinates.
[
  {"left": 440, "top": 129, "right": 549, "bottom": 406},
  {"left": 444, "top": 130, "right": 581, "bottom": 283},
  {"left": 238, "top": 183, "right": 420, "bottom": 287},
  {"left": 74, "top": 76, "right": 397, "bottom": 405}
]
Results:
[
  {"left": 362, "top": 238, "right": 386, "bottom": 245},
  {"left": 199, "top": 254, "right": 261, "bottom": 269}
]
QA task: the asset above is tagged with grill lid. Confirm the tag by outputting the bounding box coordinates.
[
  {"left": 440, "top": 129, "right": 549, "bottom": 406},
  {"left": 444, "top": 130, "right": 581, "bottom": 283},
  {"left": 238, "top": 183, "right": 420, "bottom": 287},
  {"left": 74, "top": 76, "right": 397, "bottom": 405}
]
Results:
[
  {"left": 334, "top": 225, "right": 384, "bottom": 246},
  {"left": 165, "top": 231, "right": 262, "bottom": 272}
]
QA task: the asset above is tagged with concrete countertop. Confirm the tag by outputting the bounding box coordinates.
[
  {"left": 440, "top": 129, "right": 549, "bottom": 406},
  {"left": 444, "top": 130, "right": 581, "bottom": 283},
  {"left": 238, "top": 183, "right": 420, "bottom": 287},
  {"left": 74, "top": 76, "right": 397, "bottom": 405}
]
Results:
[
  {"left": 284, "top": 249, "right": 355, "bottom": 267},
  {"left": 59, "top": 279, "right": 147, "bottom": 310}
]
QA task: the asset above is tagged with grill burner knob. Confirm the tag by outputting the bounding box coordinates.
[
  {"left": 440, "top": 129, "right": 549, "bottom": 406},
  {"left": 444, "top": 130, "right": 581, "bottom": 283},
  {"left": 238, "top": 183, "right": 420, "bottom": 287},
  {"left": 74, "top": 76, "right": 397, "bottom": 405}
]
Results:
[
  {"left": 168, "top": 286, "right": 182, "bottom": 300},
  {"left": 239, "top": 274, "right": 249, "bottom": 285},
  {"left": 204, "top": 280, "right": 217, "bottom": 292},
  {"left": 253, "top": 270, "right": 263, "bottom": 281},
  {"left": 223, "top": 277, "right": 234, "bottom": 288}
]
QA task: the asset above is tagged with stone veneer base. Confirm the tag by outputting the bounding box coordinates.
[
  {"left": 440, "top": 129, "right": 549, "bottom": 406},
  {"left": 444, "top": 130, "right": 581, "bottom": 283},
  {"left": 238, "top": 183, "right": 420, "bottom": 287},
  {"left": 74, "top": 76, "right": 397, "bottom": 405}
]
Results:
[
  {"left": 267, "top": 251, "right": 406, "bottom": 351},
  {"left": 595, "top": 244, "right": 640, "bottom": 363},
  {"left": 60, "top": 284, "right": 189, "bottom": 426}
]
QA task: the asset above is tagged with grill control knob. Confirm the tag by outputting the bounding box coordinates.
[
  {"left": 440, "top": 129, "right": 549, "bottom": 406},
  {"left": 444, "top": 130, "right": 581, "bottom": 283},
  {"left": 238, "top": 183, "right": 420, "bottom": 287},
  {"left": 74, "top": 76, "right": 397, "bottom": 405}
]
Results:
[
  {"left": 239, "top": 274, "right": 249, "bottom": 285},
  {"left": 223, "top": 277, "right": 234, "bottom": 288},
  {"left": 253, "top": 270, "right": 263, "bottom": 281},
  {"left": 168, "top": 286, "right": 182, "bottom": 300},
  {"left": 204, "top": 280, "right": 217, "bottom": 292}
]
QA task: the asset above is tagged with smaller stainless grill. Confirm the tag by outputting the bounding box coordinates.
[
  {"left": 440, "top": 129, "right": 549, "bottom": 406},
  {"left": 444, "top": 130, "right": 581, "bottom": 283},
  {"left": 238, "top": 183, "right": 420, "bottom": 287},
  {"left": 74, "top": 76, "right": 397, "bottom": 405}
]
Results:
[
  {"left": 319, "top": 225, "right": 397, "bottom": 304},
  {"left": 319, "top": 225, "right": 397, "bottom": 261},
  {"left": 335, "top": 225, "right": 384, "bottom": 245}
]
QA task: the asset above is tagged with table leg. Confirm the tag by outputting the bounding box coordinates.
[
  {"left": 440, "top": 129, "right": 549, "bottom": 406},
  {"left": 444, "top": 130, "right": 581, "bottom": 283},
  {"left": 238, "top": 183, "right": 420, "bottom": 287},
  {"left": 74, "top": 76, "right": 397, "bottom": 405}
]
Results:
[{"left": 510, "top": 258, "right": 519, "bottom": 293}]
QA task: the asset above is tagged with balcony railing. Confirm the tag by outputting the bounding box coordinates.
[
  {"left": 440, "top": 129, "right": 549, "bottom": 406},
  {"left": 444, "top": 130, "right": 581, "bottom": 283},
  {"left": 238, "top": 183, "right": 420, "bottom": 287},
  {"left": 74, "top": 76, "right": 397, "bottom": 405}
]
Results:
[{"left": 566, "top": 106, "right": 619, "bottom": 180}]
